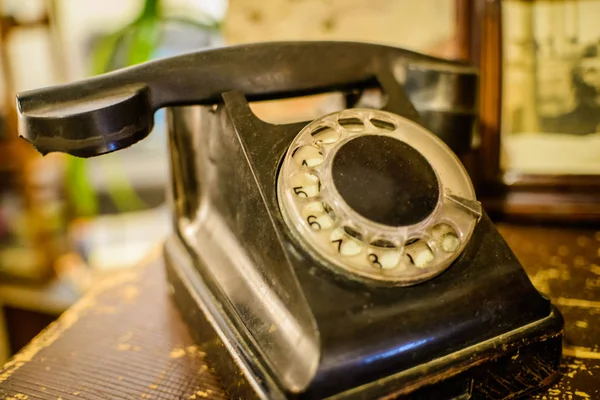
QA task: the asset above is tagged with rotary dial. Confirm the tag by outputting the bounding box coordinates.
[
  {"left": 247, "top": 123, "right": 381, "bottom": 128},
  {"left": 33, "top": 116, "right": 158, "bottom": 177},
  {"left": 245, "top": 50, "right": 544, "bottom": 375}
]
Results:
[{"left": 277, "top": 108, "right": 481, "bottom": 286}]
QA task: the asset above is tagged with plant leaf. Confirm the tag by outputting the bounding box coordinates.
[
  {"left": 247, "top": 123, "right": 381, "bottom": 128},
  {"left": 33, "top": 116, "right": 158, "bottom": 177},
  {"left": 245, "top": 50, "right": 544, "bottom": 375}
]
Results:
[
  {"left": 65, "top": 156, "right": 99, "bottom": 217},
  {"left": 127, "top": 17, "right": 162, "bottom": 66}
]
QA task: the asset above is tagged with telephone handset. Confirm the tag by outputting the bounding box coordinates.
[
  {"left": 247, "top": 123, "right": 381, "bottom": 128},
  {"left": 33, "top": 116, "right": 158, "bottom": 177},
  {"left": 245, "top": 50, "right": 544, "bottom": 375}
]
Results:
[
  {"left": 17, "top": 41, "right": 474, "bottom": 157},
  {"left": 17, "top": 42, "right": 562, "bottom": 399}
]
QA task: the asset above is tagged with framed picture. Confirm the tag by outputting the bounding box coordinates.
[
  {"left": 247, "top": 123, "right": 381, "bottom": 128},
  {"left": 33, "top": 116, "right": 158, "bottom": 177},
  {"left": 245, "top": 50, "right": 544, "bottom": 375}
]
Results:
[{"left": 468, "top": 0, "right": 600, "bottom": 222}]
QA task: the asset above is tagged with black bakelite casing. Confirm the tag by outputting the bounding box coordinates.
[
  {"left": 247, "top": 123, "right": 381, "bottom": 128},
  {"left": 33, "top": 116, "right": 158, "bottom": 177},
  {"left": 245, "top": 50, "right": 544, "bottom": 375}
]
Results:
[
  {"left": 164, "top": 92, "right": 563, "bottom": 399},
  {"left": 15, "top": 42, "right": 563, "bottom": 399}
]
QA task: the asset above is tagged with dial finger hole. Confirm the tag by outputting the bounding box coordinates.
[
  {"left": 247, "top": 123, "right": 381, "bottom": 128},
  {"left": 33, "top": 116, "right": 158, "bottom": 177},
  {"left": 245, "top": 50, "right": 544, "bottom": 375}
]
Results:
[
  {"left": 442, "top": 233, "right": 461, "bottom": 253},
  {"left": 292, "top": 146, "right": 324, "bottom": 167},
  {"left": 369, "top": 117, "right": 396, "bottom": 131},
  {"left": 330, "top": 227, "right": 363, "bottom": 256},
  {"left": 301, "top": 202, "right": 334, "bottom": 231},
  {"left": 368, "top": 247, "right": 402, "bottom": 270},
  {"left": 311, "top": 125, "right": 341, "bottom": 145},
  {"left": 342, "top": 225, "right": 364, "bottom": 242},
  {"left": 405, "top": 238, "right": 434, "bottom": 268},
  {"left": 371, "top": 239, "right": 396, "bottom": 249},
  {"left": 290, "top": 173, "right": 321, "bottom": 198},
  {"left": 338, "top": 117, "right": 364, "bottom": 132},
  {"left": 431, "top": 223, "right": 461, "bottom": 253}
]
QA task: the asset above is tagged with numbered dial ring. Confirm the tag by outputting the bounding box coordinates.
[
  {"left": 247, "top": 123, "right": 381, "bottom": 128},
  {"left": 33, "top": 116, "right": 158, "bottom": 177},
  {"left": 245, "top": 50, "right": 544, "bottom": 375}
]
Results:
[{"left": 277, "top": 108, "right": 482, "bottom": 286}]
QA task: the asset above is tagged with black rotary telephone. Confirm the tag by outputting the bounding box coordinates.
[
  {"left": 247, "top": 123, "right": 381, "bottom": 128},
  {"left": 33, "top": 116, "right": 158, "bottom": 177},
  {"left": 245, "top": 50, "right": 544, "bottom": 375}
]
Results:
[{"left": 17, "top": 42, "right": 562, "bottom": 399}]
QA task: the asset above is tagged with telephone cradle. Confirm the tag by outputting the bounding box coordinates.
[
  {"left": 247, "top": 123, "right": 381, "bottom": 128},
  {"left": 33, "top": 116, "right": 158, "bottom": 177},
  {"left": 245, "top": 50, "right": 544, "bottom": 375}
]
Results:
[{"left": 15, "top": 42, "right": 563, "bottom": 400}]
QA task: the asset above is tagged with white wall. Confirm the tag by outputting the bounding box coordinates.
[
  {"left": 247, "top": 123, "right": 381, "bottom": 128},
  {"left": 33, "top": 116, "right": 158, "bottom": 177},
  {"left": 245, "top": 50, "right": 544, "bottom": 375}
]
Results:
[{"left": 223, "top": 0, "right": 454, "bottom": 53}]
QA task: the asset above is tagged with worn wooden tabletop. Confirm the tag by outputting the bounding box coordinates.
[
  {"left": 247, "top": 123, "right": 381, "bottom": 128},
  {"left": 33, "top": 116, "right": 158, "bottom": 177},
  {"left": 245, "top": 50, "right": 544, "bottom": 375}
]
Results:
[{"left": 0, "top": 223, "right": 599, "bottom": 400}]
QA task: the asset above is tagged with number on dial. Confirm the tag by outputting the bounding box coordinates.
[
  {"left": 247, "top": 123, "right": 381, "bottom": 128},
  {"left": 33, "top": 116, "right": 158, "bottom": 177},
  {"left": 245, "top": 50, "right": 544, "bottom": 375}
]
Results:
[
  {"left": 301, "top": 202, "right": 334, "bottom": 231},
  {"left": 290, "top": 173, "right": 321, "bottom": 198},
  {"left": 330, "top": 228, "right": 362, "bottom": 256}
]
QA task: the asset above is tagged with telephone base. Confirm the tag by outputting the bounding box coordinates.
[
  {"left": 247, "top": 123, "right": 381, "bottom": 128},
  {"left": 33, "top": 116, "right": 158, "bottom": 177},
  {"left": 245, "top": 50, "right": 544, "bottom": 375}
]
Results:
[{"left": 164, "top": 235, "right": 563, "bottom": 400}]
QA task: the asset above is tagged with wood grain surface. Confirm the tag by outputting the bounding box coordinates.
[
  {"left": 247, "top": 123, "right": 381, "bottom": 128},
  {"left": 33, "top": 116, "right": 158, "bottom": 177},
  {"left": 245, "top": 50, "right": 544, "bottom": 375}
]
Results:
[
  {"left": 0, "top": 223, "right": 598, "bottom": 399},
  {"left": 498, "top": 224, "right": 600, "bottom": 400},
  {"left": 0, "top": 249, "right": 225, "bottom": 400}
]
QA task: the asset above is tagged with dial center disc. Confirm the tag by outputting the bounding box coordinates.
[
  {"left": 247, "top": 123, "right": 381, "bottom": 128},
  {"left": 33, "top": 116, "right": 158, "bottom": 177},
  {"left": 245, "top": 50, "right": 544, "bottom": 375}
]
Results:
[{"left": 331, "top": 135, "right": 440, "bottom": 226}]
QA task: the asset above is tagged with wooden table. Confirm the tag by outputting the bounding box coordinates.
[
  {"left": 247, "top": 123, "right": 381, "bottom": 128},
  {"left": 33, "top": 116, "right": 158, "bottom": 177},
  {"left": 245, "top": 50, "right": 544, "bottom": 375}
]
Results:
[{"left": 0, "top": 223, "right": 599, "bottom": 399}]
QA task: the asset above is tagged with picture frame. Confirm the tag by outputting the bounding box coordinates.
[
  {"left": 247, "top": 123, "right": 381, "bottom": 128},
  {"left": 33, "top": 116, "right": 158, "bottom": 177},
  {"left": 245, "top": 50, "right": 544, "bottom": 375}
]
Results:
[{"left": 466, "top": 0, "right": 600, "bottom": 223}]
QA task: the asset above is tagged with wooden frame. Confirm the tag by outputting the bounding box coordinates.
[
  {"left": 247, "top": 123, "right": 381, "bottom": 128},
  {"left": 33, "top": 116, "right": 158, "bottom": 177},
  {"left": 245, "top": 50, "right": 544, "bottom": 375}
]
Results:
[{"left": 466, "top": 0, "right": 600, "bottom": 223}]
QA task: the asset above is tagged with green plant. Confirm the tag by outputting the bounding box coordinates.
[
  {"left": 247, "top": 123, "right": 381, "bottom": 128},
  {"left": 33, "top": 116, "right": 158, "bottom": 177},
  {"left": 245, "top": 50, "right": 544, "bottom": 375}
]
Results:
[{"left": 66, "top": 0, "right": 219, "bottom": 217}]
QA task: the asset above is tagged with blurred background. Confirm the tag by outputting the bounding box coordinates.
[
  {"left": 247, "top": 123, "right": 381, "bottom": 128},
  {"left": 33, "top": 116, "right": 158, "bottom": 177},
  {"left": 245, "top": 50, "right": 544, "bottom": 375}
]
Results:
[{"left": 0, "top": 0, "right": 462, "bottom": 363}]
